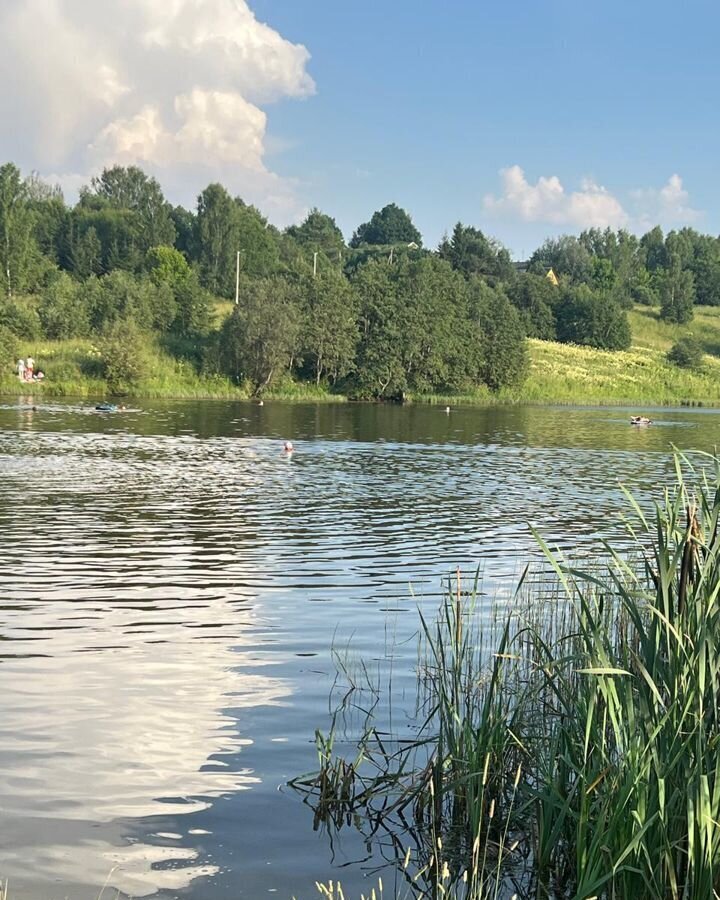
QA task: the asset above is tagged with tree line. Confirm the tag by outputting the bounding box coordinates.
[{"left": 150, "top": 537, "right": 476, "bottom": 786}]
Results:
[{"left": 0, "top": 161, "right": 714, "bottom": 396}]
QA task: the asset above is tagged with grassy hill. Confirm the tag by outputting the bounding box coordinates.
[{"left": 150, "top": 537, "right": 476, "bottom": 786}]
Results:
[{"left": 510, "top": 306, "right": 720, "bottom": 406}]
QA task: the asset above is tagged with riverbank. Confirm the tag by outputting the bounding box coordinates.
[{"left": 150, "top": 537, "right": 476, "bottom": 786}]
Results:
[{"left": 5, "top": 306, "right": 720, "bottom": 406}]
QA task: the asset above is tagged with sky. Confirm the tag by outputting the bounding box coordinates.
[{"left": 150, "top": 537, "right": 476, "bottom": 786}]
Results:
[{"left": 0, "top": 0, "right": 718, "bottom": 256}]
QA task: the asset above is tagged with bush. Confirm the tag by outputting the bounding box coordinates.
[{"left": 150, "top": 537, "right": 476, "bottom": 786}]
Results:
[
  {"left": 46, "top": 359, "right": 84, "bottom": 382},
  {"left": 86, "top": 271, "right": 177, "bottom": 333},
  {"left": 556, "top": 285, "right": 631, "bottom": 350},
  {"left": 38, "top": 273, "right": 90, "bottom": 339},
  {"left": 667, "top": 336, "right": 703, "bottom": 370},
  {"left": 0, "top": 297, "right": 42, "bottom": 338},
  {"left": 0, "top": 325, "right": 19, "bottom": 372},
  {"left": 100, "top": 321, "right": 148, "bottom": 394}
]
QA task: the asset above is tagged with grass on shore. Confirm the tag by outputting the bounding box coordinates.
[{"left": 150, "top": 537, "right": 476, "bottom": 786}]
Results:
[
  {"left": 0, "top": 339, "right": 347, "bottom": 402},
  {"left": 295, "top": 455, "right": 720, "bottom": 898},
  {"left": 4, "top": 305, "right": 720, "bottom": 406}
]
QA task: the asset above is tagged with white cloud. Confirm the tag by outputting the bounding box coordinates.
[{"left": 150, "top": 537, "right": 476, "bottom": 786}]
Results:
[
  {"left": 484, "top": 165, "right": 628, "bottom": 229},
  {"left": 0, "top": 0, "right": 315, "bottom": 222},
  {"left": 484, "top": 166, "right": 703, "bottom": 234},
  {"left": 630, "top": 173, "right": 701, "bottom": 227}
]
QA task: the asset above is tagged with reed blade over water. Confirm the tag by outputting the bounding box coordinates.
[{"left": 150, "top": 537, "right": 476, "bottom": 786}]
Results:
[{"left": 295, "top": 454, "right": 720, "bottom": 899}]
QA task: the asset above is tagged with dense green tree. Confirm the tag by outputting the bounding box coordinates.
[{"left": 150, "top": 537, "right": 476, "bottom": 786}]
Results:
[
  {"left": 507, "top": 273, "right": 557, "bottom": 340},
  {"left": 147, "top": 245, "right": 192, "bottom": 288},
  {"left": 68, "top": 201, "right": 142, "bottom": 273},
  {"left": 235, "top": 201, "right": 280, "bottom": 278},
  {"left": 351, "top": 256, "right": 488, "bottom": 397},
  {"left": 529, "top": 235, "right": 592, "bottom": 283},
  {"left": 674, "top": 230, "right": 720, "bottom": 306},
  {"left": 579, "top": 227, "right": 643, "bottom": 308},
  {"left": 0, "top": 163, "right": 40, "bottom": 296},
  {"left": 89, "top": 166, "right": 175, "bottom": 251},
  {"left": 471, "top": 281, "right": 528, "bottom": 390},
  {"left": 170, "top": 205, "right": 197, "bottom": 261},
  {"left": 664, "top": 229, "right": 696, "bottom": 271},
  {"left": 196, "top": 184, "right": 237, "bottom": 295},
  {"left": 555, "top": 285, "right": 631, "bottom": 350},
  {"left": 286, "top": 209, "right": 345, "bottom": 260},
  {"left": 350, "top": 258, "right": 405, "bottom": 396},
  {"left": 83, "top": 270, "right": 176, "bottom": 333},
  {"left": 397, "top": 257, "right": 474, "bottom": 392},
  {"left": 196, "top": 186, "right": 280, "bottom": 297},
  {"left": 350, "top": 203, "right": 422, "bottom": 248},
  {"left": 220, "top": 277, "right": 302, "bottom": 391},
  {"left": 659, "top": 259, "right": 695, "bottom": 323},
  {"left": 590, "top": 257, "right": 616, "bottom": 292},
  {"left": 301, "top": 267, "right": 358, "bottom": 384},
  {"left": 692, "top": 247, "right": 720, "bottom": 306},
  {"left": 101, "top": 319, "right": 149, "bottom": 394},
  {"left": 0, "top": 324, "right": 18, "bottom": 371},
  {"left": 438, "top": 223, "right": 514, "bottom": 283},
  {"left": 26, "top": 174, "right": 68, "bottom": 265},
  {"left": 38, "top": 273, "right": 90, "bottom": 339},
  {"left": 147, "top": 245, "right": 211, "bottom": 337},
  {"left": 628, "top": 267, "right": 658, "bottom": 306},
  {"left": 65, "top": 222, "right": 102, "bottom": 278},
  {"left": 640, "top": 226, "right": 667, "bottom": 272},
  {"left": 0, "top": 297, "right": 42, "bottom": 338}
]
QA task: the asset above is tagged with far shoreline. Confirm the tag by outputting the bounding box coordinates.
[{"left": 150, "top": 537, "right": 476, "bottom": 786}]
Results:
[{"left": 1, "top": 382, "right": 717, "bottom": 410}]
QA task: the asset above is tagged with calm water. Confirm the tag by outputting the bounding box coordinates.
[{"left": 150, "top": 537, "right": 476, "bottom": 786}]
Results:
[{"left": 0, "top": 399, "right": 716, "bottom": 899}]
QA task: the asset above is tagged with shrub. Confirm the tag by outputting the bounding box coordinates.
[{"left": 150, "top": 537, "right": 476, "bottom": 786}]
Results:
[
  {"left": 0, "top": 325, "right": 19, "bottom": 372},
  {"left": 38, "top": 273, "right": 90, "bottom": 339},
  {"left": 556, "top": 285, "right": 631, "bottom": 350},
  {"left": 667, "top": 335, "right": 703, "bottom": 370},
  {"left": 0, "top": 297, "right": 42, "bottom": 338},
  {"left": 46, "top": 359, "right": 84, "bottom": 382},
  {"left": 86, "top": 271, "right": 177, "bottom": 333},
  {"left": 100, "top": 321, "right": 148, "bottom": 394}
]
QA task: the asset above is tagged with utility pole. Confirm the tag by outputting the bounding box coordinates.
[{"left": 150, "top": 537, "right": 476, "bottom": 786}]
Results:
[
  {"left": 235, "top": 250, "right": 240, "bottom": 305},
  {"left": 313, "top": 251, "right": 318, "bottom": 278}
]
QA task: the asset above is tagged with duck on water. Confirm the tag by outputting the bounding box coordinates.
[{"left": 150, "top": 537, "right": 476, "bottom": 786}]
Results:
[{"left": 630, "top": 415, "right": 652, "bottom": 425}]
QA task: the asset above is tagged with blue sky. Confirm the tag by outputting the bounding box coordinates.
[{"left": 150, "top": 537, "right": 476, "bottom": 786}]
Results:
[
  {"left": 251, "top": 0, "right": 718, "bottom": 253},
  {"left": 0, "top": 0, "right": 716, "bottom": 256}
]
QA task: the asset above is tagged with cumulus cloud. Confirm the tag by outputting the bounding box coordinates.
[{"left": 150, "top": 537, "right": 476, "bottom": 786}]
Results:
[
  {"left": 484, "top": 166, "right": 702, "bottom": 233},
  {"left": 0, "top": 0, "right": 315, "bottom": 221},
  {"left": 484, "top": 165, "right": 628, "bottom": 229},
  {"left": 630, "top": 174, "right": 701, "bottom": 227}
]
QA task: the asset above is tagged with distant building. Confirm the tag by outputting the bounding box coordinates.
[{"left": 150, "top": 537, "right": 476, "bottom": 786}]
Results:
[{"left": 513, "top": 261, "right": 559, "bottom": 286}]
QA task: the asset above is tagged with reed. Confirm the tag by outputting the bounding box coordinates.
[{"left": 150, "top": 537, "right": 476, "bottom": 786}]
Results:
[{"left": 296, "top": 455, "right": 720, "bottom": 898}]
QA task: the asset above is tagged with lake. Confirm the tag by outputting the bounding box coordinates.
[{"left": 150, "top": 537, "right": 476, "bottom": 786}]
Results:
[{"left": 0, "top": 399, "right": 715, "bottom": 899}]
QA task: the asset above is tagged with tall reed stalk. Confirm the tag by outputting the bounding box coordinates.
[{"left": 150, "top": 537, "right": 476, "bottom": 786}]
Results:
[{"left": 294, "top": 455, "right": 720, "bottom": 898}]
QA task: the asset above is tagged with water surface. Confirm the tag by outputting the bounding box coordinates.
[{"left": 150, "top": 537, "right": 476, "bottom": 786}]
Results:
[{"left": 0, "top": 400, "right": 714, "bottom": 898}]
